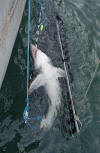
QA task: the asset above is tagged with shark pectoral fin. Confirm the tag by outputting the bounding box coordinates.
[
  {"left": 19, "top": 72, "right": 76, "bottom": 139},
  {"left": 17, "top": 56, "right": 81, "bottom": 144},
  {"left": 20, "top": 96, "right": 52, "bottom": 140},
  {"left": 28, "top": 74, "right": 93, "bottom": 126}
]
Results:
[
  {"left": 56, "top": 68, "right": 66, "bottom": 78},
  {"left": 28, "top": 74, "right": 45, "bottom": 94}
]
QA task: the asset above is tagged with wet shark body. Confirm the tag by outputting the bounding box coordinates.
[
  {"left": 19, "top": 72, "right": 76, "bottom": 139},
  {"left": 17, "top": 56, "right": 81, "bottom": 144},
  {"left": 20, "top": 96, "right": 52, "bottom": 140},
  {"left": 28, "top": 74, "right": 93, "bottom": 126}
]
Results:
[{"left": 29, "top": 44, "right": 65, "bottom": 130}]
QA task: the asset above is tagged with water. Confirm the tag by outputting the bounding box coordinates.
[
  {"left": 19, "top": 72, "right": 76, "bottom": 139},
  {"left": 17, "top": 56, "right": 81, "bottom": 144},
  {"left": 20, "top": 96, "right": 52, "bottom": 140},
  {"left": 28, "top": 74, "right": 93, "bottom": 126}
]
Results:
[{"left": 0, "top": 0, "right": 100, "bottom": 152}]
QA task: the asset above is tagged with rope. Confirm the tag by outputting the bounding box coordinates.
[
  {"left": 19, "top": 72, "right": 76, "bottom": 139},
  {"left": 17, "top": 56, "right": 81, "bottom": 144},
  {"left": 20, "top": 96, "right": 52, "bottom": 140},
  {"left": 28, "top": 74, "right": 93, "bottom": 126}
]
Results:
[
  {"left": 27, "top": 0, "right": 31, "bottom": 106},
  {"left": 23, "top": 0, "right": 31, "bottom": 127},
  {"left": 23, "top": 0, "right": 42, "bottom": 128},
  {"left": 40, "top": 5, "right": 48, "bottom": 28},
  {"left": 23, "top": 0, "right": 48, "bottom": 129},
  {"left": 35, "top": 0, "right": 48, "bottom": 47},
  {"left": 78, "top": 58, "right": 100, "bottom": 114},
  {"left": 56, "top": 16, "right": 81, "bottom": 133}
]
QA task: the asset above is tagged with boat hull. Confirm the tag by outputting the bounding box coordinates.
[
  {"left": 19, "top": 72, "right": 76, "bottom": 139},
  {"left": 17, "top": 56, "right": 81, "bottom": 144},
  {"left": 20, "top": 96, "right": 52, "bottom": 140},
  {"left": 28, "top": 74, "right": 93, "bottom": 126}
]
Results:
[{"left": 0, "top": 0, "right": 26, "bottom": 89}]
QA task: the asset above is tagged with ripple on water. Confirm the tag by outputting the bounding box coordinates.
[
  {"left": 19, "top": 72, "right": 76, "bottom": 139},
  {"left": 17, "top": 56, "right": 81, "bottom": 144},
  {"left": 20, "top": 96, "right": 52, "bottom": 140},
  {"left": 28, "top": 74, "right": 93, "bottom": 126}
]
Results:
[{"left": 0, "top": 0, "right": 100, "bottom": 152}]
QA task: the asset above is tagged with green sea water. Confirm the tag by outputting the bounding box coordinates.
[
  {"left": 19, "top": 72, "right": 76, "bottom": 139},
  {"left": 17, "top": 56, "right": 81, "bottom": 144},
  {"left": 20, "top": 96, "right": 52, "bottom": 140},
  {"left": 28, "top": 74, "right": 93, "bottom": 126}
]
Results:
[{"left": 0, "top": 0, "right": 100, "bottom": 153}]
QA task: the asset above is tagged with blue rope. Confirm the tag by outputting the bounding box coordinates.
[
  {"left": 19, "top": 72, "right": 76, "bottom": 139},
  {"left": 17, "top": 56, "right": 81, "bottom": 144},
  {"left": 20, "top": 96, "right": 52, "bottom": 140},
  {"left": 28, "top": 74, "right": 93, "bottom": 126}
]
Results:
[
  {"left": 40, "top": 6, "right": 48, "bottom": 27},
  {"left": 23, "top": 0, "right": 42, "bottom": 129},
  {"left": 40, "top": 0, "right": 48, "bottom": 28},
  {"left": 23, "top": 0, "right": 31, "bottom": 128},
  {"left": 27, "top": 0, "right": 31, "bottom": 105},
  {"left": 23, "top": 0, "right": 48, "bottom": 129}
]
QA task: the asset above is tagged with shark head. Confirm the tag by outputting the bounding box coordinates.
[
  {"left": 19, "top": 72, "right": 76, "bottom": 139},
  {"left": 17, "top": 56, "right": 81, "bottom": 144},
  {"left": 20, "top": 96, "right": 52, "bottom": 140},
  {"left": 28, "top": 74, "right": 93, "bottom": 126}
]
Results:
[
  {"left": 30, "top": 44, "right": 38, "bottom": 58},
  {"left": 30, "top": 44, "right": 51, "bottom": 70}
]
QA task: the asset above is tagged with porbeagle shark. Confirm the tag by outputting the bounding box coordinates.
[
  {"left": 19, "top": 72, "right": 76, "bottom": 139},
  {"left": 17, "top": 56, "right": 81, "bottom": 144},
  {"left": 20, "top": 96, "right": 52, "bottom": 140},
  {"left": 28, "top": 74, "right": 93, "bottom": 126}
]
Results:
[{"left": 29, "top": 44, "right": 65, "bottom": 129}]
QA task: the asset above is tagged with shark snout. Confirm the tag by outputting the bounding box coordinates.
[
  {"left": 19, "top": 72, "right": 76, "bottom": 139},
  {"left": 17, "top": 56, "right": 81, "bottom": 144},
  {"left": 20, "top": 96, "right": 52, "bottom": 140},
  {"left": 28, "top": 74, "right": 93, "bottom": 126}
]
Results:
[{"left": 30, "top": 44, "right": 38, "bottom": 58}]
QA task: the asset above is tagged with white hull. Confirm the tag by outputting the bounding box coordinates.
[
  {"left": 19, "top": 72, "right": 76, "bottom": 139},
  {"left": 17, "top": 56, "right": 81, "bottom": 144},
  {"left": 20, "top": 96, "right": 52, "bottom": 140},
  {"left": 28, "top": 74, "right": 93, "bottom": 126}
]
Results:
[{"left": 0, "top": 0, "right": 26, "bottom": 89}]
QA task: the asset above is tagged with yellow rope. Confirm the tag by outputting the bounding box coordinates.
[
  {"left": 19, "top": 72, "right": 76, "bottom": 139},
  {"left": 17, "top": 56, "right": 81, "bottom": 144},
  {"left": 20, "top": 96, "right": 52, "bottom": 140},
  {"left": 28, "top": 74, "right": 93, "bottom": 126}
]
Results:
[{"left": 78, "top": 58, "right": 100, "bottom": 114}]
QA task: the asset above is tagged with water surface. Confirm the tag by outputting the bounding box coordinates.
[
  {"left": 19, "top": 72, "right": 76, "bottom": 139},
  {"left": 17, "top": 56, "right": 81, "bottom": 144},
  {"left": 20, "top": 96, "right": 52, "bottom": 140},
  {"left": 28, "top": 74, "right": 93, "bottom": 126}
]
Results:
[{"left": 0, "top": 0, "right": 100, "bottom": 152}]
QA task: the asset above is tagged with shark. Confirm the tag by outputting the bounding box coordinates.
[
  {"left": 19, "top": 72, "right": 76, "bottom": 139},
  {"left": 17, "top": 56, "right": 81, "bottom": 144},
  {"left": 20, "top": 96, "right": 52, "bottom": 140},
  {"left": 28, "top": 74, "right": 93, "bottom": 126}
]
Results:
[{"left": 29, "top": 44, "right": 65, "bottom": 129}]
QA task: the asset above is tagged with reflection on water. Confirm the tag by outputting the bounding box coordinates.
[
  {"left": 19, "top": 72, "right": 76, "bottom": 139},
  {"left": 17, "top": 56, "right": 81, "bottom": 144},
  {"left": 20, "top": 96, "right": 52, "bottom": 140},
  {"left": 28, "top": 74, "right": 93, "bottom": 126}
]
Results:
[{"left": 0, "top": 0, "right": 100, "bottom": 152}]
